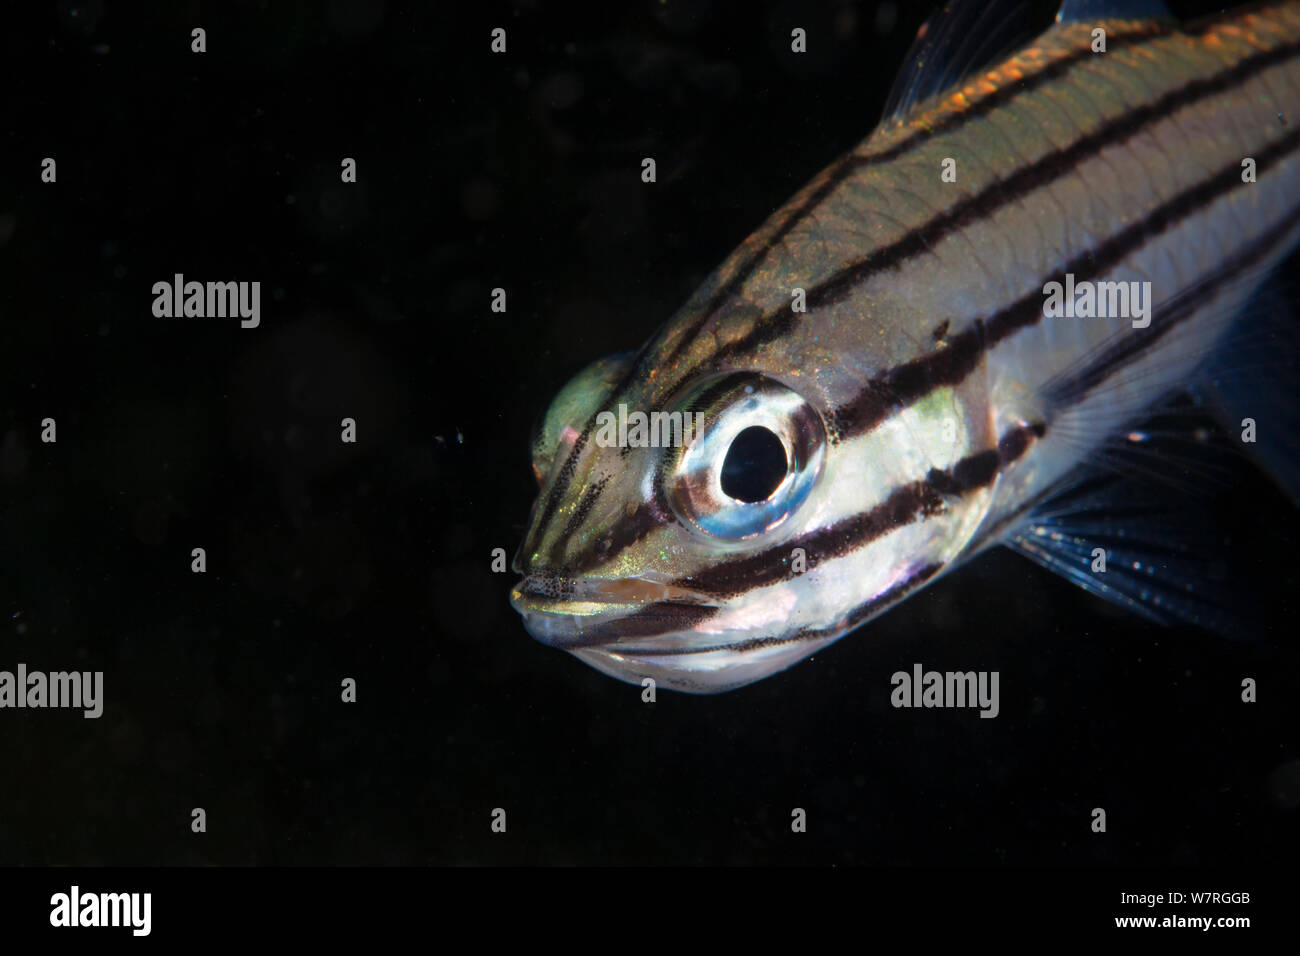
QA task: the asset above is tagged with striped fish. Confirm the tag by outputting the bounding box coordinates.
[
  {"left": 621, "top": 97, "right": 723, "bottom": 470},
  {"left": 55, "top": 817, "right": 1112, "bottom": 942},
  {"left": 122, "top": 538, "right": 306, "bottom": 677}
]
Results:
[{"left": 511, "top": 0, "right": 1300, "bottom": 692}]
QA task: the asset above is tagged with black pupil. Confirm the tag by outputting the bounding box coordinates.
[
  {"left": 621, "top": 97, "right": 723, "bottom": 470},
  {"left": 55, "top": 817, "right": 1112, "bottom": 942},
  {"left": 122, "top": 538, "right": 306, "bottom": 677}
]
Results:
[{"left": 720, "top": 427, "right": 788, "bottom": 503}]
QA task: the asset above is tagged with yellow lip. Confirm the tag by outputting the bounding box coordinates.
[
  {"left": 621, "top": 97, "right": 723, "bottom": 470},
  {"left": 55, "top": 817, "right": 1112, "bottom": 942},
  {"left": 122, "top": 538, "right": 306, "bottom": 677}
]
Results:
[{"left": 511, "top": 575, "right": 713, "bottom": 614}]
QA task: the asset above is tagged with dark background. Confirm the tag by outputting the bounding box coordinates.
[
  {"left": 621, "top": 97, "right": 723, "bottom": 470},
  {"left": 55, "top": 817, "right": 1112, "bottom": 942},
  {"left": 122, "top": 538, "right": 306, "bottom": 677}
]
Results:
[{"left": 0, "top": 0, "right": 1297, "bottom": 865}]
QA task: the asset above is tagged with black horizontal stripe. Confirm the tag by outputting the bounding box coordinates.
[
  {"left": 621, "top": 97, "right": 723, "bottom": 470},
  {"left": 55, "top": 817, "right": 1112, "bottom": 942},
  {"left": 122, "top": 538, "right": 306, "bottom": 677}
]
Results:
[
  {"left": 542, "top": 602, "right": 720, "bottom": 649},
  {"left": 657, "top": 165, "right": 856, "bottom": 368},
  {"left": 558, "top": 475, "right": 610, "bottom": 544},
  {"left": 610, "top": 562, "right": 946, "bottom": 657},
  {"left": 653, "top": 22, "right": 1175, "bottom": 372},
  {"left": 524, "top": 499, "right": 668, "bottom": 582},
  {"left": 998, "top": 419, "right": 1048, "bottom": 459},
  {"left": 1044, "top": 209, "right": 1300, "bottom": 406},
  {"left": 685, "top": 480, "right": 944, "bottom": 597},
  {"left": 852, "top": 23, "right": 1175, "bottom": 171},
  {"left": 526, "top": 336, "right": 661, "bottom": 566},
  {"left": 574, "top": 473, "right": 673, "bottom": 568},
  {"left": 790, "top": 561, "right": 945, "bottom": 643},
  {"left": 834, "top": 118, "right": 1300, "bottom": 440},
  {"left": 853, "top": 4, "right": 1279, "bottom": 174},
  {"left": 824, "top": 37, "right": 1300, "bottom": 309},
  {"left": 553, "top": 374, "right": 770, "bottom": 569},
  {"left": 832, "top": 321, "right": 987, "bottom": 437},
  {"left": 674, "top": 422, "right": 1044, "bottom": 598},
  {"left": 927, "top": 447, "right": 999, "bottom": 496},
  {"left": 715, "top": 32, "right": 1300, "bottom": 370},
  {"left": 529, "top": 427, "right": 588, "bottom": 560}
]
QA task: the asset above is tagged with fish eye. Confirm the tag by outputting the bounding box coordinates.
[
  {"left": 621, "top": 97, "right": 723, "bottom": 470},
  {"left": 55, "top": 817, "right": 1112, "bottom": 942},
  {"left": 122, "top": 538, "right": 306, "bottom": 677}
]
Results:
[
  {"left": 721, "top": 426, "right": 788, "bottom": 503},
  {"left": 666, "top": 374, "right": 826, "bottom": 541}
]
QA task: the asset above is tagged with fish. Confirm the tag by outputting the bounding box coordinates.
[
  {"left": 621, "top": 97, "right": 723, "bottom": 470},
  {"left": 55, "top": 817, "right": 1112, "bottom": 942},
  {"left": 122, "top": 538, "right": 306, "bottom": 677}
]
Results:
[{"left": 510, "top": 0, "right": 1300, "bottom": 693}]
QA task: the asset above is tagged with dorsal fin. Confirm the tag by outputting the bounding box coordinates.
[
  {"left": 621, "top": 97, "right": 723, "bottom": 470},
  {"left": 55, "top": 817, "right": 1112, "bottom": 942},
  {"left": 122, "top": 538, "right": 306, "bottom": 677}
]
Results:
[
  {"left": 1056, "top": 0, "right": 1174, "bottom": 24},
  {"left": 882, "top": 0, "right": 1180, "bottom": 126},
  {"left": 881, "top": 0, "right": 1039, "bottom": 125}
]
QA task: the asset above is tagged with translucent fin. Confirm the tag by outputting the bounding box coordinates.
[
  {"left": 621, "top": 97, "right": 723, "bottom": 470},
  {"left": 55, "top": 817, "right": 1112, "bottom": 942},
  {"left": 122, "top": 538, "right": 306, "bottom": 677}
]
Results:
[
  {"left": 1053, "top": 396, "right": 1241, "bottom": 502},
  {"left": 1004, "top": 261, "right": 1297, "bottom": 638},
  {"left": 881, "top": 0, "right": 1038, "bottom": 125},
  {"left": 1003, "top": 472, "right": 1254, "bottom": 637},
  {"left": 1037, "top": 252, "right": 1289, "bottom": 487},
  {"left": 1055, "top": 0, "right": 1173, "bottom": 24},
  {"left": 882, "top": 0, "right": 1176, "bottom": 125},
  {"left": 1196, "top": 278, "right": 1300, "bottom": 505}
]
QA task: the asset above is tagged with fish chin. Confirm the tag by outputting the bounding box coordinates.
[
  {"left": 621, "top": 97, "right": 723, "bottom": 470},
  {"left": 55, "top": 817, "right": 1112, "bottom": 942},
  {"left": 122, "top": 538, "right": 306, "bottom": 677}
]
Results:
[{"left": 570, "top": 635, "right": 842, "bottom": 695}]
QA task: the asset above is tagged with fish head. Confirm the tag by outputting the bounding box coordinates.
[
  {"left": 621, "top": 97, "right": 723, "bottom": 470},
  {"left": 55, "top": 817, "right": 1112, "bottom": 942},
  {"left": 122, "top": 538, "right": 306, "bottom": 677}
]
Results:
[{"left": 512, "top": 346, "right": 996, "bottom": 694}]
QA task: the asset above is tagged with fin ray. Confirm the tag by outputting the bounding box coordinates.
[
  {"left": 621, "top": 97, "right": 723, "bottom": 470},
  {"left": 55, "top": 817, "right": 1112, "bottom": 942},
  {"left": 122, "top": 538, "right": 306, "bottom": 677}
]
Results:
[
  {"left": 881, "top": 0, "right": 1038, "bottom": 125},
  {"left": 1003, "top": 474, "right": 1248, "bottom": 635}
]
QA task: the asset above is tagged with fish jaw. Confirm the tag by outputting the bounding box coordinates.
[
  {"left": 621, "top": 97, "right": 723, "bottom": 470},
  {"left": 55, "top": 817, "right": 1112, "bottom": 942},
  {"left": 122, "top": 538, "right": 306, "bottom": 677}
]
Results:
[
  {"left": 510, "top": 515, "right": 970, "bottom": 692},
  {"left": 510, "top": 573, "right": 843, "bottom": 694}
]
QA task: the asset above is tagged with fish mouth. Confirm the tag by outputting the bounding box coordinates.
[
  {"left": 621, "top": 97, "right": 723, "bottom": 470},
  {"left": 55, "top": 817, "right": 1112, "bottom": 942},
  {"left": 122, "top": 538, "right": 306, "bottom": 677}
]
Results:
[
  {"left": 510, "top": 573, "right": 841, "bottom": 694},
  {"left": 509, "top": 574, "right": 719, "bottom": 651}
]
